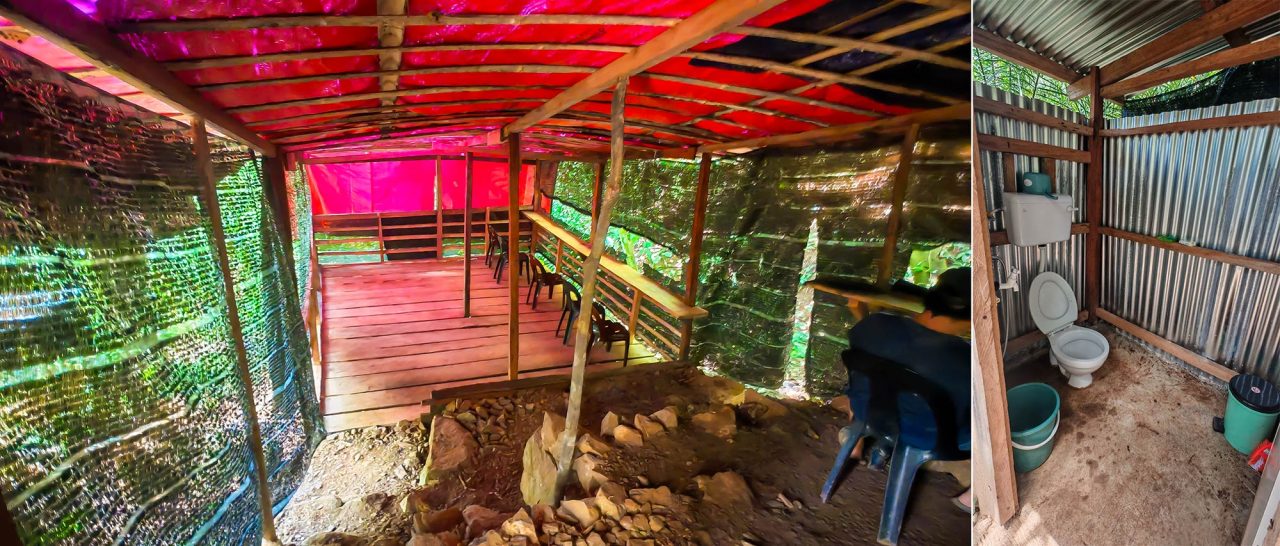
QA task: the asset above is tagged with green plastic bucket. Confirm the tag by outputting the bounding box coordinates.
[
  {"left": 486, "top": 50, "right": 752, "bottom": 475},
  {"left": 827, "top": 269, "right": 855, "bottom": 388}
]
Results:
[
  {"left": 1224, "top": 375, "right": 1280, "bottom": 454},
  {"left": 1008, "top": 383, "right": 1061, "bottom": 473}
]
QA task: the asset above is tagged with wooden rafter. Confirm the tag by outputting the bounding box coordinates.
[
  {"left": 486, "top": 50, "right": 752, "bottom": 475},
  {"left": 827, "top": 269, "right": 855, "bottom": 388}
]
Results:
[
  {"left": 1065, "top": 0, "right": 1278, "bottom": 97},
  {"left": 972, "top": 27, "right": 1081, "bottom": 83},
  {"left": 117, "top": 13, "right": 965, "bottom": 70},
  {"left": 214, "top": 75, "right": 832, "bottom": 130},
  {"left": 688, "top": 51, "right": 961, "bottom": 104},
  {"left": 220, "top": 73, "right": 884, "bottom": 120},
  {"left": 790, "top": 4, "right": 969, "bottom": 67},
  {"left": 1103, "top": 35, "right": 1280, "bottom": 97},
  {"left": 0, "top": 0, "right": 275, "bottom": 154},
  {"left": 1201, "top": 0, "right": 1253, "bottom": 47},
  {"left": 269, "top": 113, "right": 719, "bottom": 147},
  {"left": 675, "top": 103, "right": 969, "bottom": 155},
  {"left": 680, "top": 12, "right": 969, "bottom": 130},
  {"left": 494, "top": 0, "right": 832, "bottom": 141}
]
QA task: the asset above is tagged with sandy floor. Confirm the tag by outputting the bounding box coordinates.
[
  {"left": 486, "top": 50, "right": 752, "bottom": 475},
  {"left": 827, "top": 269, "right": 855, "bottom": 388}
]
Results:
[{"left": 975, "top": 327, "right": 1259, "bottom": 545}]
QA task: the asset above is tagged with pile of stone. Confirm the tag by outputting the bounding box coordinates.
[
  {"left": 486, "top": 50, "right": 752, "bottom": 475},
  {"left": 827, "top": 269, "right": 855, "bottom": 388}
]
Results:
[
  {"left": 474, "top": 483, "right": 698, "bottom": 545},
  {"left": 441, "top": 396, "right": 533, "bottom": 448}
]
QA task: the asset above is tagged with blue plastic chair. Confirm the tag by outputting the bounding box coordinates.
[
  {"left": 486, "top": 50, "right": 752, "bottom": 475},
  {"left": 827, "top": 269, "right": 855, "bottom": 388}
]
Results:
[{"left": 821, "top": 347, "right": 968, "bottom": 545}]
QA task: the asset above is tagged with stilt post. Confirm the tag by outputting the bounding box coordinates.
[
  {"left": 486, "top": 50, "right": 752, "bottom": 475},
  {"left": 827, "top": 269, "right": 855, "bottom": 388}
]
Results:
[
  {"left": 191, "top": 119, "right": 283, "bottom": 546},
  {"left": 464, "top": 152, "right": 474, "bottom": 317},
  {"left": 554, "top": 77, "right": 629, "bottom": 500},
  {"left": 507, "top": 133, "right": 522, "bottom": 380}
]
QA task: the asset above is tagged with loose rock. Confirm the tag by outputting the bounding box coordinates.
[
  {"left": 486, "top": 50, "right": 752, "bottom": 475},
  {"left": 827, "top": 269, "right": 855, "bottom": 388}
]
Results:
[
  {"left": 422, "top": 416, "right": 479, "bottom": 484},
  {"left": 691, "top": 406, "right": 737, "bottom": 439},
  {"left": 612, "top": 425, "right": 644, "bottom": 448},
  {"left": 600, "top": 412, "right": 620, "bottom": 437}
]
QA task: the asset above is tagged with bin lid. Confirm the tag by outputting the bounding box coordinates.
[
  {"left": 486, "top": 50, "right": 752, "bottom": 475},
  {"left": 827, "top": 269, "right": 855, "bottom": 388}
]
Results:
[{"left": 1230, "top": 374, "right": 1280, "bottom": 414}]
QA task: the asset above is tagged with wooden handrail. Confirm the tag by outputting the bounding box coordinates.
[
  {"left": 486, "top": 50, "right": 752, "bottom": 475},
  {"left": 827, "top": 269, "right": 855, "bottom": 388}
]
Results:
[
  {"left": 524, "top": 211, "right": 708, "bottom": 320},
  {"left": 313, "top": 207, "right": 532, "bottom": 261}
]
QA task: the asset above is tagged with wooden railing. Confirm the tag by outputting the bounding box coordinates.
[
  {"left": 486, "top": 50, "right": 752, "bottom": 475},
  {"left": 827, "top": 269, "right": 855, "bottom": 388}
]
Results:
[
  {"left": 313, "top": 207, "right": 533, "bottom": 263},
  {"left": 525, "top": 211, "right": 707, "bottom": 361}
]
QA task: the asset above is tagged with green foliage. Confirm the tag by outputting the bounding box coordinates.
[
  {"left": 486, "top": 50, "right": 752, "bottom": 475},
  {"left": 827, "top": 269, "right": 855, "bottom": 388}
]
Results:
[
  {"left": 973, "top": 48, "right": 1219, "bottom": 119},
  {"left": 904, "top": 242, "right": 973, "bottom": 287}
]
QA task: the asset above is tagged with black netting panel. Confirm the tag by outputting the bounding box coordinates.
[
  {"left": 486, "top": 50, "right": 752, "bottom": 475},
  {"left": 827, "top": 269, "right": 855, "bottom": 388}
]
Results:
[
  {"left": 1122, "top": 58, "right": 1280, "bottom": 117},
  {"left": 0, "top": 45, "right": 318, "bottom": 545}
]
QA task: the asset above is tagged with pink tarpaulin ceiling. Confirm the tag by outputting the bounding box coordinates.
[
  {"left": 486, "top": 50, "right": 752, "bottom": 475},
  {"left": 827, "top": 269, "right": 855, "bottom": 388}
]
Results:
[{"left": 307, "top": 159, "right": 533, "bottom": 214}]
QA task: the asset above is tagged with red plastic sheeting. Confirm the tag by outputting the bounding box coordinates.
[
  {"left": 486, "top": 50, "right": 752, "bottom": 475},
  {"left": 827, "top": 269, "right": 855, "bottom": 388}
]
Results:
[{"left": 307, "top": 159, "right": 532, "bottom": 214}]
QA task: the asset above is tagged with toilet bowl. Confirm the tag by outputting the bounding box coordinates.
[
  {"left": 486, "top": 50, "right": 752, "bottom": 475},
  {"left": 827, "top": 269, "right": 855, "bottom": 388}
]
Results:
[{"left": 1029, "top": 272, "right": 1110, "bottom": 389}]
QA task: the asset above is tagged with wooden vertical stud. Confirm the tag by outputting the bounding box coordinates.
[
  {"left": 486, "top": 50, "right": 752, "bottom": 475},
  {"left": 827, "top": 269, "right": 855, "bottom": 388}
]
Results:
[
  {"left": 970, "top": 123, "right": 1019, "bottom": 524},
  {"left": 1086, "top": 66, "right": 1104, "bottom": 319},
  {"left": 464, "top": 152, "right": 474, "bottom": 317},
  {"left": 877, "top": 124, "right": 921, "bottom": 289},
  {"left": 434, "top": 157, "right": 444, "bottom": 258},
  {"left": 507, "top": 133, "right": 522, "bottom": 380},
  {"left": 680, "top": 152, "right": 713, "bottom": 360},
  {"left": 191, "top": 119, "right": 283, "bottom": 546}
]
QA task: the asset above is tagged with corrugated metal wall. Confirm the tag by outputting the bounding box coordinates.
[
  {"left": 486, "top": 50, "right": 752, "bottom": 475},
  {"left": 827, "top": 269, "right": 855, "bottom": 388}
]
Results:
[
  {"left": 1103, "top": 98, "right": 1280, "bottom": 380},
  {"left": 975, "top": 84, "right": 1089, "bottom": 341}
]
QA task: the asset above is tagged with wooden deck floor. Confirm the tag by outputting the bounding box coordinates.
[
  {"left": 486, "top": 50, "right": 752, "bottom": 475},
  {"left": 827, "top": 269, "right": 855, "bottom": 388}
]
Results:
[{"left": 319, "top": 258, "right": 656, "bottom": 431}]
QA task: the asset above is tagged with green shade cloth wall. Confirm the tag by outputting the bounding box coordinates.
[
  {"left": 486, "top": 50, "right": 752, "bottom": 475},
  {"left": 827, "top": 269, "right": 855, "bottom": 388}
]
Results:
[{"left": 0, "top": 44, "right": 320, "bottom": 545}]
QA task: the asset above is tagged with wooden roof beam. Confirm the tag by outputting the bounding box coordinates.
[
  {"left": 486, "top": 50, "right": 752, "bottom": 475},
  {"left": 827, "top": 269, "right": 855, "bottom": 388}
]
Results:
[
  {"left": 972, "top": 27, "right": 1081, "bottom": 84},
  {"left": 1201, "top": 0, "right": 1254, "bottom": 47},
  {"left": 666, "top": 103, "right": 969, "bottom": 156},
  {"left": 376, "top": 0, "right": 406, "bottom": 107},
  {"left": 0, "top": 0, "right": 275, "bottom": 155},
  {"left": 120, "top": 14, "right": 964, "bottom": 70},
  {"left": 1103, "top": 35, "right": 1280, "bottom": 98},
  {"left": 493, "top": 0, "right": 788, "bottom": 141},
  {"left": 1065, "top": 0, "right": 1278, "bottom": 97}
]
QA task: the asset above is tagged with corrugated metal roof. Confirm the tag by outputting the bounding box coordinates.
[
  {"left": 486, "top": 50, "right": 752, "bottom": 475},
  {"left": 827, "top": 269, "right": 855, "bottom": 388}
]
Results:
[{"left": 975, "top": 0, "right": 1280, "bottom": 77}]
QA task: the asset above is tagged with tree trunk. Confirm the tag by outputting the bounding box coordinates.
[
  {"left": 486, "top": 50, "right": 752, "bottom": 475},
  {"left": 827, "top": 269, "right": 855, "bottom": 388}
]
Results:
[{"left": 553, "top": 77, "right": 628, "bottom": 499}]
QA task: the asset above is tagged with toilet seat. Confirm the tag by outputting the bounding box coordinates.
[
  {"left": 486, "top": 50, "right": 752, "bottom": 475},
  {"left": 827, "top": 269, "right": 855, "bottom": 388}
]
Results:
[
  {"left": 1028, "top": 272, "right": 1078, "bottom": 336},
  {"left": 1048, "top": 325, "right": 1108, "bottom": 364}
]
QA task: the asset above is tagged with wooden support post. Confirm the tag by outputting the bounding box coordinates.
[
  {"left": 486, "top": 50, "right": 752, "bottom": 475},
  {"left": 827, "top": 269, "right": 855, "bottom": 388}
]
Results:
[
  {"left": 434, "top": 157, "right": 444, "bottom": 257},
  {"left": 1001, "top": 154, "right": 1017, "bottom": 193},
  {"left": 628, "top": 294, "right": 643, "bottom": 340},
  {"left": 680, "top": 153, "right": 713, "bottom": 360},
  {"left": 191, "top": 119, "right": 283, "bottom": 546},
  {"left": 464, "top": 152, "right": 474, "bottom": 317},
  {"left": 590, "top": 161, "right": 604, "bottom": 232},
  {"left": 970, "top": 123, "right": 1019, "bottom": 523},
  {"left": 1085, "top": 67, "right": 1104, "bottom": 319},
  {"left": 554, "top": 77, "right": 629, "bottom": 500},
  {"left": 554, "top": 239, "right": 564, "bottom": 272},
  {"left": 1042, "top": 158, "right": 1057, "bottom": 193},
  {"left": 877, "top": 124, "right": 920, "bottom": 288},
  {"left": 507, "top": 133, "right": 522, "bottom": 380}
]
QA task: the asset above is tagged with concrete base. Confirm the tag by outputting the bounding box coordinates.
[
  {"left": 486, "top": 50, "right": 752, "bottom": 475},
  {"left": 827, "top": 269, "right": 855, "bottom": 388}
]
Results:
[{"left": 975, "top": 326, "right": 1259, "bottom": 545}]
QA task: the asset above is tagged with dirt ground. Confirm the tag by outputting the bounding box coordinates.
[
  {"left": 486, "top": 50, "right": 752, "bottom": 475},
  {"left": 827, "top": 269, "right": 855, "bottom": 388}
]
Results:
[
  {"left": 974, "top": 326, "right": 1259, "bottom": 545},
  {"left": 277, "top": 363, "right": 970, "bottom": 545}
]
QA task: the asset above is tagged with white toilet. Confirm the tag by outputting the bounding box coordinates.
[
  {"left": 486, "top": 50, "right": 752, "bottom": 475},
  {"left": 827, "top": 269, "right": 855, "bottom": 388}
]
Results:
[{"left": 1028, "top": 272, "right": 1110, "bottom": 388}]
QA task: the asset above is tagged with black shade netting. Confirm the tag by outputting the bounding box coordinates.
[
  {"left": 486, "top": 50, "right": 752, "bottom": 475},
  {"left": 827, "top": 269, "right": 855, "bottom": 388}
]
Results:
[
  {"left": 0, "top": 44, "right": 320, "bottom": 546},
  {"left": 1122, "top": 58, "right": 1280, "bottom": 117}
]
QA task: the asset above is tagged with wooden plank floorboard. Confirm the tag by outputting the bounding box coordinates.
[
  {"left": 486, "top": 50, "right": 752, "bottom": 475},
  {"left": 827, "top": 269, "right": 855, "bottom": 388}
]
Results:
[
  {"left": 317, "top": 258, "right": 657, "bottom": 430},
  {"left": 327, "top": 334, "right": 650, "bottom": 387},
  {"left": 325, "top": 320, "right": 565, "bottom": 361}
]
